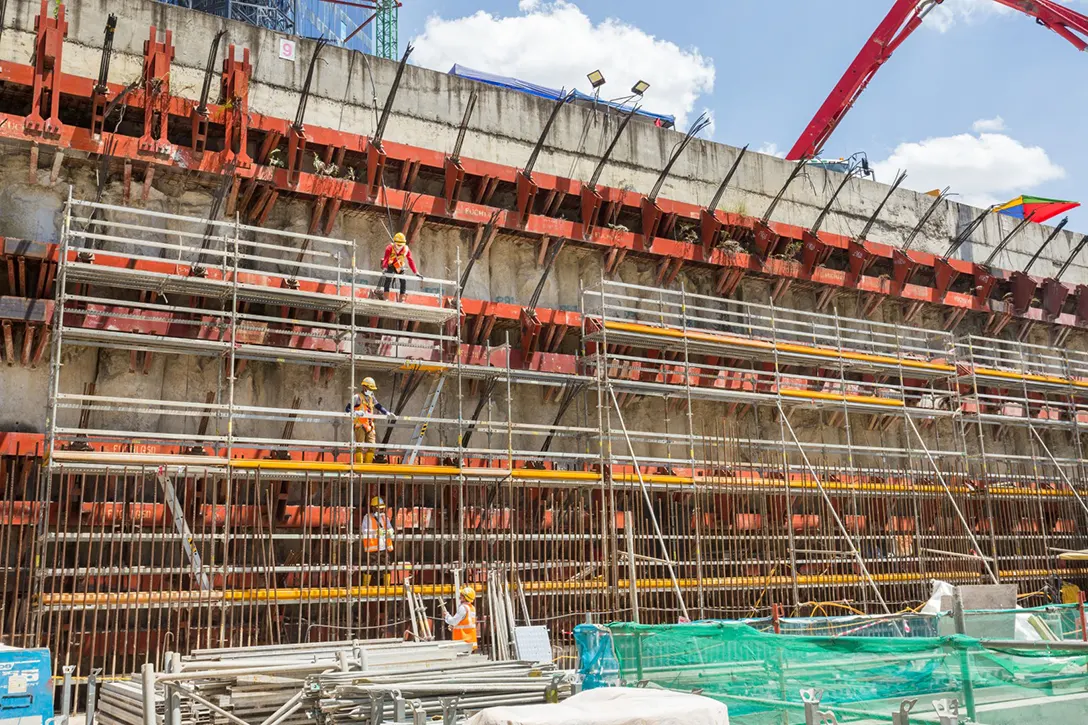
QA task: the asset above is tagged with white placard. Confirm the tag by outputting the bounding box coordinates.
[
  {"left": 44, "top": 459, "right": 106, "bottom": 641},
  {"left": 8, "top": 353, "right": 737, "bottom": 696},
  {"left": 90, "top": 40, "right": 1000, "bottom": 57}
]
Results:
[
  {"left": 514, "top": 625, "right": 552, "bottom": 664},
  {"left": 279, "top": 38, "right": 297, "bottom": 61}
]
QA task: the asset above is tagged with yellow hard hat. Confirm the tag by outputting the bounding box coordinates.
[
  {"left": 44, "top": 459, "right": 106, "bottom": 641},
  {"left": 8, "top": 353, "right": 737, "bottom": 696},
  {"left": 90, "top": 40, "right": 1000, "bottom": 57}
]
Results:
[
  {"left": 393, "top": 232, "right": 407, "bottom": 244},
  {"left": 460, "top": 585, "right": 476, "bottom": 602},
  {"left": 361, "top": 377, "right": 377, "bottom": 390},
  {"left": 370, "top": 496, "right": 385, "bottom": 508}
]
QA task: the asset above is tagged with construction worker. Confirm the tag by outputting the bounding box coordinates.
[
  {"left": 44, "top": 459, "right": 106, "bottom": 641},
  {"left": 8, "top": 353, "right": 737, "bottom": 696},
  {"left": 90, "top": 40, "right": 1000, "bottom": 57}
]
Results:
[
  {"left": 379, "top": 232, "right": 422, "bottom": 297},
  {"left": 441, "top": 585, "right": 478, "bottom": 650},
  {"left": 348, "top": 377, "right": 396, "bottom": 464},
  {"left": 361, "top": 495, "right": 395, "bottom": 585}
]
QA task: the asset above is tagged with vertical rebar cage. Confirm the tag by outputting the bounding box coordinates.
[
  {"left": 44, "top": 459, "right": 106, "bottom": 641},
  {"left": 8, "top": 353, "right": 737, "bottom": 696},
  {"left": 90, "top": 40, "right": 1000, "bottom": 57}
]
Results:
[{"left": 16, "top": 197, "right": 1088, "bottom": 686}]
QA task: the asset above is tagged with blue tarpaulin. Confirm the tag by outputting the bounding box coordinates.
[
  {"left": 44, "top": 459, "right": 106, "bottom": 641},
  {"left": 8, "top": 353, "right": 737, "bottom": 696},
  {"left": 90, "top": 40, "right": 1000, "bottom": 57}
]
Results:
[{"left": 449, "top": 65, "right": 676, "bottom": 128}]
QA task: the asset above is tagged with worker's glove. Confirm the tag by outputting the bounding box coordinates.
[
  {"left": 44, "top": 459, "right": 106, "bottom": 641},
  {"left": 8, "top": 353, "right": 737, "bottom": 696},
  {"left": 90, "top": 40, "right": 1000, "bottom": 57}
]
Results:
[
  {"left": 387, "top": 413, "right": 398, "bottom": 422},
  {"left": 416, "top": 273, "right": 424, "bottom": 279},
  {"left": 345, "top": 404, "right": 352, "bottom": 413}
]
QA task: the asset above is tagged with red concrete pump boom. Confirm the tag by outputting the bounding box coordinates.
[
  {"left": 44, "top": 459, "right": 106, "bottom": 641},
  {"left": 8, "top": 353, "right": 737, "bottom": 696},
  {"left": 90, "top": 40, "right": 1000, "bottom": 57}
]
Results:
[{"left": 787, "top": 0, "right": 1088, "bottom": 161}]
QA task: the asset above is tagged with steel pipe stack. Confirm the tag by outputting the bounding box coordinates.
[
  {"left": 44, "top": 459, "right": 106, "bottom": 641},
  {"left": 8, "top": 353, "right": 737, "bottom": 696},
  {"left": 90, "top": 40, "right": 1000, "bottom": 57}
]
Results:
[{"left": 95, "top": 639, "right": 570, "bottom": 725}]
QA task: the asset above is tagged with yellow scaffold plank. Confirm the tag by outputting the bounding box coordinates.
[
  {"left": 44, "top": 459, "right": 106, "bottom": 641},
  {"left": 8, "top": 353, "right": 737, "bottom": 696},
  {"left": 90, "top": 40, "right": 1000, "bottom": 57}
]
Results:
[
  {"left": 229, "top": 460, "right": 462, "bottom": 476},
  {"left": 603, "top": 321, "right": 956, "bottom": 374},
  {"left": 972, "top": 366, "right": 1088, "bottom": 390},
  {"left": 224, "top": 462, "right": 1074, "bottom": 499},
  {"left": 39, "top": 568, "right": 1088, "bottom": 607},
  {"left": 779, "top": 389, "right": 904, "bottom": 407}
]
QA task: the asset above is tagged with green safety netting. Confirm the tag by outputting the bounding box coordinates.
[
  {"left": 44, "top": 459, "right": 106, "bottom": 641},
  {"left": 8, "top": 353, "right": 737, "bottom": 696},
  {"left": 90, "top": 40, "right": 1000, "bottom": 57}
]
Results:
[{"left": 575, "top": 618, "right": 1088, "bottom": 724}]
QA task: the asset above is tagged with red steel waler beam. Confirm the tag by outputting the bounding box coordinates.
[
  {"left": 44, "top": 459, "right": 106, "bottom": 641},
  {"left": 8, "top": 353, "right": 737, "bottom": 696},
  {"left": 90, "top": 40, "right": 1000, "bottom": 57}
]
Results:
[{"left": 0, "top": 30, "right": 1078, "bottom": 330}]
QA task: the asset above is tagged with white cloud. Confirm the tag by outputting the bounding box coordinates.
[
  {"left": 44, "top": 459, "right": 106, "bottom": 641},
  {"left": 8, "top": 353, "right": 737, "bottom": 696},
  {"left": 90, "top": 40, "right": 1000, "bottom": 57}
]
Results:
[
  {"left": 757, "top": 142, "right": 785, "bottom": 158},
  {"left": 971, "top": 116, "right": 1005, "bottom": 133},
  {"left": 410, "top": 1, "right": 715, "bottom": 126},
  {"left": 872, "top": 125, "right": 1065, "bottom": 207},
  {"left": 927, "top": 0, "right": 1013, "bottom": 33},
  {"left": 700, "top": 108, "right": 716, "bottom": 139}
]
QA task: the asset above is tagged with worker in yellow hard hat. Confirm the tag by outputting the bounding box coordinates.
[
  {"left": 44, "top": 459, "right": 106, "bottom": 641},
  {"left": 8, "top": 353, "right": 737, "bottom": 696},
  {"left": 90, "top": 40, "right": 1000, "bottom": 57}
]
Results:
[
  {"left": 347, "top": 377, "right": 397, "bottom": 464},
  {"left": 440, "top": 585, "right": 478, "bottom": 650},
  {"left": 361, "top": 494, "right": 395, "bottom": 585},
  {"left": 379, "top": 232, "right": 422, "bottom": 298}
]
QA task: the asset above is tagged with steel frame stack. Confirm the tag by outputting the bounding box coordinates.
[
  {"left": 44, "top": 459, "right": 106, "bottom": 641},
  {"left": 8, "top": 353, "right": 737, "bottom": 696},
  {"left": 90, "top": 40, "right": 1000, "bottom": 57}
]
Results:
[{"left": 11, "top": 198, "right": 1088, "bottom": 684}]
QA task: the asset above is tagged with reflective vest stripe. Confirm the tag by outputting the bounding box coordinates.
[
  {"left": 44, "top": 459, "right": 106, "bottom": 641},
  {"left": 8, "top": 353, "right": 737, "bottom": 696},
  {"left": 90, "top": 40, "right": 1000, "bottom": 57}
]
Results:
[
  {"left": 353, "top": 394, "right": 376, "bottom": 432},
  {"left": 390, "top": 246, "right": 409, "bottom": 272},
  {"left": 452, "top": 603, "right": 478, "bottom": 649},
  {"left": 362, "top": 513, "right": 393, "bottom": 552}
]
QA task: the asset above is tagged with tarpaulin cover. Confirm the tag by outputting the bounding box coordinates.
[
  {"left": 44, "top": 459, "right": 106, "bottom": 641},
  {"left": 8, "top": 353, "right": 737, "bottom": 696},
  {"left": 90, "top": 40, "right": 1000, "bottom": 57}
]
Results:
[
  {"left": 996, "top": 195, "right": 1080, "bottom": 223},
  {"left": 577, "top": 619, "right": 1088, "bottom": 723},
  {"left": 465, "top": 687, "right": 729, "bottom": 725},
  {"left": 448, "top": 65, "right": 676, "bottom": 128}
]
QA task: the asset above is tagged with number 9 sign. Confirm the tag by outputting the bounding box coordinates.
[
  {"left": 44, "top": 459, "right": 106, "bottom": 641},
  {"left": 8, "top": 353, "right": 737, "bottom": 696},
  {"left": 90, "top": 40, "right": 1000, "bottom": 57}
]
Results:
[{"left": 279, "top": 38, "right": 297, "bottom": 61}]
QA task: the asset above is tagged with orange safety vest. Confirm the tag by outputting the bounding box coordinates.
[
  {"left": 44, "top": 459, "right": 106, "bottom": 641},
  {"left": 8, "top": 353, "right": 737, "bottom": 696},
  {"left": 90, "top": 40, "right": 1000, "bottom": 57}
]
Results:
[
  {"left": 451, "top": 602, "right": 478, "bottom": 650},
  {"left": 352, "top": 393, "right": 376, "bottom": 432},
  {"left": 389, "top": 244, "right": 409, "bottom": 273},
  {"left": 362, "top": 512, "right": 394, "bottom": 552}
]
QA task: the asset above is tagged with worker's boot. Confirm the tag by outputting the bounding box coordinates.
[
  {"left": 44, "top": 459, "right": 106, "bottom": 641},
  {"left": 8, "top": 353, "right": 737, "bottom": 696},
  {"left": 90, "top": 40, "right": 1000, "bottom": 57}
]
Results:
[
  {"left": 364, "top": 450, "right": 375, "bottom": 465},
  {"left": 354, "top": 451, "right": 364, "bottom": 465},
  {"left": 363, "top": 573, "right": 372, "bottom": 587},
  {"left": 383, "top": 572, "right": 392, "bottom": 586}
]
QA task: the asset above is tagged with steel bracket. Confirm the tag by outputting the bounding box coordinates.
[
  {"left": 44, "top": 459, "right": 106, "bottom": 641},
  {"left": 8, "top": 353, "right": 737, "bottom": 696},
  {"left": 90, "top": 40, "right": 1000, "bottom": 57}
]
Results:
[
  {"left": 1075, "top": 284, "right": 1088, "bottom": 325},
  {"left": 516, "top": 171, "right": 539, "bottom": 227},
  {"left": 442, "top": 156, "right": 465, "bottom": 213},
  {"left": 286, "top": 126, "right": 308, "bottom": 186},
  {"left": 191, "top": 106, "right": 210, "bottom": 154},
  {"left": 700, "top": 209, "right": 725, "bottom": 256},
  {"left": 891, "top": 249, "right": 919, "bottom": 294},
  {"left": 973, "top": 267, "right": 998, "bottom": 301},
  {"left": 222, "top": 45, "right": 253, "bottom": 168},
  {"left": 846, "top": 240, "right": 874, "bottom": 281},
  {"left": 580, "top": 186, "right": 603, "bottom": 240},
  {"left": 138, "top": 27, "right": 175, "bottom": 157},
  {"left": 640, "top": 197, "right": 663, "bottom": 245},
  {"left": 1041, "top": 277, "right": 1070, "bottom": 318},
  {"left": 716, "top": 268, "right": 745, "bottom": 297},
  {"left": 891, "top": 698, "right": 917, "bottom": 725},
  {"left": 800, "top": 231, "right": 831, "bottom": 278},
  {"left": 1009, "top": 271, "right": 1040, "bottom": 314},
  {"left": 366, "top": 138, "right": 388, "bottom": 199},
  {"left": 752, "top": 221, "right": 782, "bottom": 258},
  {"left": 932, "top": 257, "right": 959, "bottom": 296},
  {"left": 24, "top": 0, "right": 67, "bottom": 138},
  {"left": 91, "top": 89, "right": 109, "bottom": 139},
  {"left": 520, "top": 307, "right": 542, "bottom": 356}
]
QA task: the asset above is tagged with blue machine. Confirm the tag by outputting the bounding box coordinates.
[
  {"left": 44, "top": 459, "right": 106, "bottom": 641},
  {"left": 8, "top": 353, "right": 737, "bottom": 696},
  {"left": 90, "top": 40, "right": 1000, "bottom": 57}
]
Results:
[{"left": 0, "top": 646, "right": 53, "bottom": 725}]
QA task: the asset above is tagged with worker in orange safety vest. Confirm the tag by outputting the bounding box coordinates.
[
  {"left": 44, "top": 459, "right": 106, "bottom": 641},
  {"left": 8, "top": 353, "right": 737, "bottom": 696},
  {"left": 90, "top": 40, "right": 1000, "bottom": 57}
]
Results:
[
  {"left": 362, "top": 495, "right": 395, "bottom": 552},
  {"left": 380, "top": 232, "right": 422, "bottom": 297},
  {"left": 361, "top": 495, "right": 395, "bottom": 585},
  {"left": 347, "top": 377, "right": 396, "bottom": 464},
  {"left": 440, "top": 585, "right": 478, "bottom": 650}
]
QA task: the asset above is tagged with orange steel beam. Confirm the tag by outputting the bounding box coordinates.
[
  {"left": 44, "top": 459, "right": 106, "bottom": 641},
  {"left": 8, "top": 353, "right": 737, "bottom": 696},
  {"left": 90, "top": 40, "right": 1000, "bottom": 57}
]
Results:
[
  {"left": 12, "top": 242, "right": 1082, "bottom": 393},
  {"left": 0, "top": 35, "right": 1078, "bottom": 331}
]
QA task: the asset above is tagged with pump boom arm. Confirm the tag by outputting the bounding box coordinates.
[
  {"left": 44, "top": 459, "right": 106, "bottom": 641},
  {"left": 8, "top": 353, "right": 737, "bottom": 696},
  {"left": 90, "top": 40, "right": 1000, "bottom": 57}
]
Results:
[{"left": 787, "top": 0, "right": 1088, "bottom": 161}]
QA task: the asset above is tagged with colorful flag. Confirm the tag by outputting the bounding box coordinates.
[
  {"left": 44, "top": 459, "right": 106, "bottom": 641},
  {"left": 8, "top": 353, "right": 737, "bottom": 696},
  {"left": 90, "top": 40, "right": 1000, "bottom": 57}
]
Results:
[{"left": 995, "top": 196, "right": 1080, "bottom": 224}]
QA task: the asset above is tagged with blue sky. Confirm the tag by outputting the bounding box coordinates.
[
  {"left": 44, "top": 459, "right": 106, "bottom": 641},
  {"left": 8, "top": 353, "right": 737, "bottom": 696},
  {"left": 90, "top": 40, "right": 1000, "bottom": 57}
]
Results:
[{"left": 398, "top": 0, "right": 1087, "bottom": 230}]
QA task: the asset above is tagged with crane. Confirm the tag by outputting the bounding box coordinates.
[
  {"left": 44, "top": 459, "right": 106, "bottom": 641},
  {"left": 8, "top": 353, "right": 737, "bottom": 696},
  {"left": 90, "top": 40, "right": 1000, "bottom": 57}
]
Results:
[
  {"left": 788, "top": 0, "right": 1088, "bottom": 161},
  {"left": 320, "top": 0, "right": 402, "bottom": 59}
]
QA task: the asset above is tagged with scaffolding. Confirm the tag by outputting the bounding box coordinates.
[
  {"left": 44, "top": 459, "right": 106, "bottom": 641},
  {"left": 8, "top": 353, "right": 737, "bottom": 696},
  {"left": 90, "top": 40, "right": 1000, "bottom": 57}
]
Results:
[{"left": 13, "top": 197, "right": 1088, "bottom": 681}]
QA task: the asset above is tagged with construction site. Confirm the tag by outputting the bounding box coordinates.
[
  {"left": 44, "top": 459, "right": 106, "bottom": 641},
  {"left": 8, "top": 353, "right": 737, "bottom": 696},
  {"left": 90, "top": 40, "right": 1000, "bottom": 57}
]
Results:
[{"left": 3, "top": 0, "right": 1088, "bottom": 722}]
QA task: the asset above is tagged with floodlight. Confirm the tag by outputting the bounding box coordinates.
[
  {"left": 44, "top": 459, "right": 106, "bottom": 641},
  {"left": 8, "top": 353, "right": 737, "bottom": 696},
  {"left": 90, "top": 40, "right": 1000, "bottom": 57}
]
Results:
[
  {"left": 631, "top": 80, "right": 650, "bottom": 95},
  {"left": 587, "top": 70, "right": 606, "bottom": 89}
]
